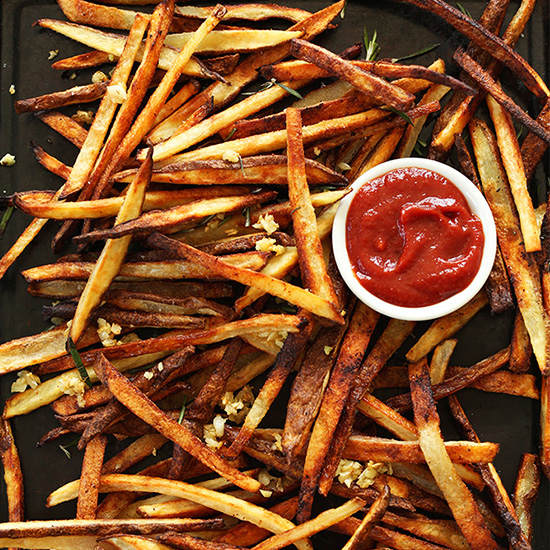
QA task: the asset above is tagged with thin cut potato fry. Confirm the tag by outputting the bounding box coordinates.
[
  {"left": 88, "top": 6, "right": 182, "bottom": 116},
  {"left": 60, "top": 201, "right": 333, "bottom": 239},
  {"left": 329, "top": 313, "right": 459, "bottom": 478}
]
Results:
[
  {"left": 341, "top": 487, "right": 390, "bottom": 550},
  {"left": 48, "top": 473, "right": 313, "bottom": 550},
  {"left": 289, "top": 39, "right": 415, "bottom": 110},
  {"left": 69, "top": 149, "right": 152, "bottom": 343},
  {"left": 286, "top": 108, "right": 338, "bottom": 305},
  {"left": 406, "top": 291, "right": 488, "bottom": 362},
  {"left": 147, "top": 233, "right": 344, "bottom": 324},
  {"left": 409, "top": 359, "right": 498, "bottom": 549},
  {"left": 509, "top": 310, "right": 533, "bottom": 373},
  {"left": 486, "top": 93, "right": 541, "bottom": 252},
  {"left": 76, "top": 435, "right": 108, "bottom": 519},
  {"left": 175, "top": 4, "right": 311, "bottom": 22},
  {"left": 36, "top": 110, "right": 88, "bottom": 148},
  {"left": 430, "top": 338, "right": 457, "bottom": 384},
  {"left": 513, "top": 453, "right": 540, "bottom": 542},
  {"left": 469, "top": 118, "right": 549, "bottom": 375},
  {"left": 0, "top": 419, "right": 24, "bottom": 525}
]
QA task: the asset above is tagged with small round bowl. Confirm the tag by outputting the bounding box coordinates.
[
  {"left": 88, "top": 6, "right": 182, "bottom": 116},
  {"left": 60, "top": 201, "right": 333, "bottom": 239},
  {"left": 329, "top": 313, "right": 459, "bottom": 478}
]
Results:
[{"left": 332, "top": 158, "right": 497, "bottom": 321}]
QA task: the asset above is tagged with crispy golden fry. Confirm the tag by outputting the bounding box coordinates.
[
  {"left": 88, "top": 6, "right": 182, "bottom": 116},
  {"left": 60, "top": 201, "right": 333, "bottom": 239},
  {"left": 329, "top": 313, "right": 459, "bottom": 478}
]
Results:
[
  {"left": 0, "top": 419, "right": 24, "bottom": 526},
  {"left": 116, "top": 156, "right": 347, "bottom": 186},
  {"left": 409, "top": 359, "right": 498, "bottom": 549},
  {"left": 289, "top": 39, "right": 414, "bottom": 110},
  {"left": 93, "top": 354, "right": 261, "bottom": 492},
  {"left": 296, "top": 303, "right": 379, "bottom": 522},
  {"left": 286, "top": 108, "right": 339, "bottom": 305},
  {"left": 343, "top": 435, "right": 499, "bottom": 464},
  {"left": 262, "top": 59, "right": 473, "bottom": 94},
  {"left": 69, "top": 148, "right": 152, "bottom": 343},
  {"left": 76, "top": 435, "right": 108, "bottom": 519},
  {"left": 175, "top": 4, "right": 311, "bottom": 22},
  {"left": 36, "top": 110, "right": 88, "bottom": 148},
  {"left": 73, "top": 191, "right": 277, "bottom": 244},
  {"left": 540, "top": 374, "right": 550, "bottom": 477},
  {"left": 31, "top": 143, "right": 71, "bottom": 179},
  {"left": 48, "top": 473, "right": 312, "bottom": 550},
  {"left": 509, "top": 310, "right": 533, "bottom": 374},
  {"left": 470, "top": 118, "right": 549, "bottom": 375},
  {"left": 448, "top": 395, "right": 530, "bottom": 550},
  {"left": 52, "top": 49, "right": 112, "bottom": 70},
  {"left": 406, "top": 291, "right": 488, "bottom": 363},
  {"left": 513, "top": 453, "right": 540, "bottom": 542},
  {"left": 147, "top": 233, "right": 344, "bottom": 324}
]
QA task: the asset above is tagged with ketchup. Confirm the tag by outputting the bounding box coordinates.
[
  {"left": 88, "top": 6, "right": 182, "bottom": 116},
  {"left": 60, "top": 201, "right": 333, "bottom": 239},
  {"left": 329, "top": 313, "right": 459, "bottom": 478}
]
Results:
[{"left": 346, "top": 167, "right": 484, "bottom": 308}]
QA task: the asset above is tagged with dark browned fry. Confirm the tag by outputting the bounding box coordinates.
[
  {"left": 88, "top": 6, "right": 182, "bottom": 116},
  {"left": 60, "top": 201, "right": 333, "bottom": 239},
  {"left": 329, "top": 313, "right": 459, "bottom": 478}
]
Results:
[
  {"left": 51, "top": 50, "right": 112, "bottom": 70},
  {"left": 401, "top": 0, "right": 549, "bottom": 100},
  {"left": 289, "top": 39, "right": 415, "bottom": 110},
  {"left": 31, "top": 143, "right": 72, "bottom": 180},
  {"left": 14, "top": 82, "right": 107, "bottom": 114},
  {"left": 36, "top": 110, "right": 88, "bottom": 148},
  {"left": 0, "top": 419, "right": 24, "bottom": 531}
]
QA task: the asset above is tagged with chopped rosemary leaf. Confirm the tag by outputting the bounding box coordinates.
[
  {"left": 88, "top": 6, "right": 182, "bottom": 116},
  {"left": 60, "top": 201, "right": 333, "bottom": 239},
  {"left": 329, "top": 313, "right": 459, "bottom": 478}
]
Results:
[
  {"left": 390, "top": 107, "right": 414, "bottom": 126},
  {"left": 363, "top": 28, "right": 381, "bottom": 62},
  {"left": 67, "top": 337, "right": 93, "bottom": 388},
  {"left": 59, "top": 439, "right": 78, "bottom": 459},
  {"left": 340, "top": 0, "right": 347, "bottom": 18},
  {"left": 289, "top": 206, "right": 302, "bottom": 216},
  {"left": 0, "top": 206, "right": 14, "bottom": 238},
  {"left": 272, "top": 80, "right": 304, "bottom": 100},
  {"left": 456, "top": 2, "right": 472, "bottom": 18},
  {"left": 239, "top": 154, "right": 246, "bottom": 175},
  {"left": 392, "top": 43, "right": 440, "bottom": 63},
  {"left": 178, "top": 396, "right": 188, "bottom": 424},
  {"left": 224, "top": 127, "right": 237, "bottom": 141}
]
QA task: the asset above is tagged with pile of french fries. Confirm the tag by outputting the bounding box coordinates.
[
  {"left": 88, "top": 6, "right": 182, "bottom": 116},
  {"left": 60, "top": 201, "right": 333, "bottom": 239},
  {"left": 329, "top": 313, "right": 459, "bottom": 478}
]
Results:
[{"left": 1, "top": 0, "right": 549, "bottom": 548}]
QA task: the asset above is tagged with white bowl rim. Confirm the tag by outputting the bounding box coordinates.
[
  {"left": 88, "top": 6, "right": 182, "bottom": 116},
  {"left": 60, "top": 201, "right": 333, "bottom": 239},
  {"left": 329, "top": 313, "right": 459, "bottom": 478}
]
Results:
[{"left": 332, "top": 158, "right": 497, "bottom": 321}]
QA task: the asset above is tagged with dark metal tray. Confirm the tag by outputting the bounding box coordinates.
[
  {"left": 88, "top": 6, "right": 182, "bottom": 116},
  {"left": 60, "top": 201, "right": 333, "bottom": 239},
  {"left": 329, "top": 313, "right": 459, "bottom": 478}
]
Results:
[{"left": 1, "top": 0, "right": 549, "bottom": 548}]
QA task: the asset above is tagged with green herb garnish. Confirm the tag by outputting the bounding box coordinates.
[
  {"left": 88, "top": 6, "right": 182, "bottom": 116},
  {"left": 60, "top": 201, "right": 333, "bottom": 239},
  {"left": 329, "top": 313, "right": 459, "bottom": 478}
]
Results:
[
  {"left": 224, "top": 127, "right": 237, "bottom": 141},
  {"left": 363, "top": 28, "right": 381, "bottom": 61},
  {"left": 390, "top": 107, "right": 414, "bottom": 126},
  {"left": 243, "top": 207, "right": 251, "bottom": 227},
  {"left": 67, "top": 337, "right": 93, "bottom": 388},
  {"left": 178, "top": 396, "right": 188, "bottom": 424},
  {"left": 456, "top": 2, "right": 472, "bottom": 18},
  {"left": 392, "top": 43, "right": 440, "bottom": 63},
  {"left": 0, "top": 206, "right": 14, "bottom": 238},
  {"left": 59, "top": 439, "right": 79, "bottom": 459},
  {"left": 272, "top": 80, "right": 304, "bottom": 100}
]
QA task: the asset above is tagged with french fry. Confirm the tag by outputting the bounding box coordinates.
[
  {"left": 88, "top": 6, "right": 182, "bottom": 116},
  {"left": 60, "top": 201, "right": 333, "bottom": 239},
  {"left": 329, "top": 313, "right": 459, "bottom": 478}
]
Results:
[
  {"left": 48, "top": 473, "right": 312, "bottom": 550},
  {"left": 147, "top": 233, "right": 344, "bottom": 324},
  {"left": 429, "top": 338, "right": 457, "bottom": 384},
  {"left": 469, "top": 117, "right": 550, "bottom": 375},
  {"left": 174, "top": 4, "right": 311, "bottom": 23},
  {"left": 76, "top": 434, "right": 108, "bottom": 519},
  {"left": 14, "top": 82, "right": 108, "bottom": 114},
  {"left": 406, "top": 291, "right": 488, "bottom": 363},
  {"left": 286, "top": 108, "right": 339, "bottom": 306},
  {"left": 513, "top": 453, "right": 541, "bottom": 542},
  {"left": 0, "top": 419, "right": 24, "bottom": 527},
  {"left": 36, "top": 110, "right": 88, "bottom": 148},
  {"left": 289, "top": 39, "right": 415, "bottom": 111},
  {"left": 296, "top": 302, "right": 379, "bottom": 522},
  {"left": 52, "top": 49, "right": 112, "bottom": 70},
  {"left": 448, "top": 395, "right": 530, "bottom": 550},
  {"left": 69, "top": 148, "right": 152, "bottom": 343},
  {"left": 409, "top": 359, "right": 498, "bottom": 549}
]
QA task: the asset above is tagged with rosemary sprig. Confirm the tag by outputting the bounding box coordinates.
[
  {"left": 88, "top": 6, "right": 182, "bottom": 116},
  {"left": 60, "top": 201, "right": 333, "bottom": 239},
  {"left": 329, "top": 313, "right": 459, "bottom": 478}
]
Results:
[
  {"left": 241, "top": 79, "right": 303, "bottom": 100},
  {"left": 67, "top": 337, "right": 93, "bottom": 388},
  {"left": 392, "top": 43, "right": 440, "bottom": 63},
  {"left": 364, "top": 28, "right": 381, "bottom": 61},
  {"left": 0, "top": 206, "right": 14, "bottom": 238},
  {"left": 390, "top": 107, "right": 414, "bottom": 126},
  {"left": 59, "top": 438, "right": 79, "bottom": 459},
  {"left": 224, "top": 127, "right": 237, "bottom": 141},
  {"left": 178, "top": 396, "right": 188, "bottom": 424},
  {"left": 456, "top": 2, "right": 472, "bottom": 18}
]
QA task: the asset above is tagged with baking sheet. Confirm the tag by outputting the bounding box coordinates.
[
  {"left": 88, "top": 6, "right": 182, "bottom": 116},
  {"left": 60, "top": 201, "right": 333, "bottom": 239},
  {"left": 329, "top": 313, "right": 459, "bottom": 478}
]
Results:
[{"left": 0, "top": 0, "right": 549, "bottom": 548}]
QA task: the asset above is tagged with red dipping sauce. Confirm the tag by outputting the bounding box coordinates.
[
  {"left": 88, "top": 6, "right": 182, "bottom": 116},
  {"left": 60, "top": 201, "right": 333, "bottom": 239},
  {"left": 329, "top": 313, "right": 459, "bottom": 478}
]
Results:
[{"left": 346, "top": 167, "right": 484, "bottom": 308}]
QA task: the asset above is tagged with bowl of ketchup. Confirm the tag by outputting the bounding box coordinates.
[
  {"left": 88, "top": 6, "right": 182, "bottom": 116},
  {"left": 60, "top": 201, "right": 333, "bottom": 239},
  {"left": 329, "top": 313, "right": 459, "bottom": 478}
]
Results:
[{"left": 332, "top": 158, "right": 497, "bottom": 321}]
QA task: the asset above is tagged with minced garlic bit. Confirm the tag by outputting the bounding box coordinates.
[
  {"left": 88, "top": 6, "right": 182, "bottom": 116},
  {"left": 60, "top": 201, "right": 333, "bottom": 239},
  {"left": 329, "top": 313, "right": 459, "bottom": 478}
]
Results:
[
  {"left": 255, "top": 237, "right": 284, "bottom": 256},
  {"left": 260, "top": 489, "right": 273, "bottom": 498},
  {"left": 335, "top": 459, "right": 391, "bottom": 489},
  {"left": 11, "top": 370, "right": 41, "bottom": 393},
  {"left": 157, "top": 362, "right": 164, "bottom": 372},
  {"left": 71, "top": 110, "right": 95, "bottom": 125},
  {"left": 9, "top": 84, "right": 15, "bottom": 95},
  {"left": 272, "top": 433, "right": 283, "bottom": 453},
  {"left": 220, "top": 386, "right": 255, "bottom": 423},
  {"left": 204, "top": 421, "right": 224, "bottom": 450},
  {"left": 97, "top": 318, "right": 122, "bottom": 347},
  {"left": 337, "top": 162, "right": 352, "bottom": 172},
  {"left": 69, "top": 72, "right": 77, "bottom": 80},
  {"left": 92, "top": 70, "right": 109, "bottom": 84},
  {"left": 252, "top": 213, "right": 278, "bottom": 235},
  {"left": 204, "top": 213, "right": 225, "bottom": 233},
  {"left": 258, "top": 468, "right": 285, "bottom": 494},
  {"left": 61, "top": 376, "right": 88, "bottom": 408},
  {"left": 222, "top": 149, "right": 240, "bottom": 163},
  {"left": 0, "top": 153, "right": 16, "bottom": 167},
  {"left": 143, "top": 371, "right": 154, "bottom": 380},
  {"left": 225, "top": 228, "right": 239, "bottom": 236},
  {"left": 324, "top": 346, "right": 333, "bottom": 356},
  {"left": 106, "top": 84, "right": 127, "bottom": 103},
  {"left": 48, "top": 49, "right": 59, "bottom": 60}
]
